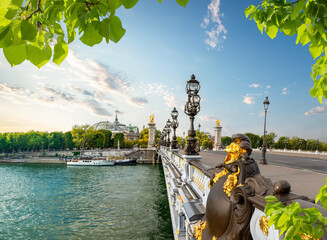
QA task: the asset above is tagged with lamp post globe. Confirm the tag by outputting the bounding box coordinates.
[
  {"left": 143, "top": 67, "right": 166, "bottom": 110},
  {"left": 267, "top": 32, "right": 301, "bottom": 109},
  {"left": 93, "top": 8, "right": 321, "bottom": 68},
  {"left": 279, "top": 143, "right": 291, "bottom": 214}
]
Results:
[
  {"left": 260, "top": 96, "right": 270, "bottom": 165},
  {"left": 186, "top": 74, "right": 200, "bottom": 95}
]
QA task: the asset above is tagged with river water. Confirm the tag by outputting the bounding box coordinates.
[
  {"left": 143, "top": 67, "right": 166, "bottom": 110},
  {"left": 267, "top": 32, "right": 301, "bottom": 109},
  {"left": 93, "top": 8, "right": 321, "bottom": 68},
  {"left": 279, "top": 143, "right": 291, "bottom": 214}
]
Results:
[{"left": 0, "top": 164, "right": 173, "bottom": 240}]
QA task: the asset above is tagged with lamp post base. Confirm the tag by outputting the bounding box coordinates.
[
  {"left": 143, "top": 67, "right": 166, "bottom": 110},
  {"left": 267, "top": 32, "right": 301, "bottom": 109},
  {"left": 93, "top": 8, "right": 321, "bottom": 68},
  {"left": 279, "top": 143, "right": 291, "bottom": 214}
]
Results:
[{"left": 184, "top": 137, "right": 199, "bottom": 155}]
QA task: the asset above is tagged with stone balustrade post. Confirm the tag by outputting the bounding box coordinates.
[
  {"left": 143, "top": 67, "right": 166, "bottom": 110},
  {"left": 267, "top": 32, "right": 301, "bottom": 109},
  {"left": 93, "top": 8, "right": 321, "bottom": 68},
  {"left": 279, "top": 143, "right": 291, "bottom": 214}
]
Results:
[{"left": 181, "top": 155, "right": 202, "bottom": 182}]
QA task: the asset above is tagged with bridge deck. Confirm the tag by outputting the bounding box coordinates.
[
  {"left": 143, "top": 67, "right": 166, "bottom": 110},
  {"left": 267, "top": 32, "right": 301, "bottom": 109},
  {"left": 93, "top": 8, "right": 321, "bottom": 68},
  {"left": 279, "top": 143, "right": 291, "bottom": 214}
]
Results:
[{"left": 196, "top": 150, "right": 327, "bottom": 200}]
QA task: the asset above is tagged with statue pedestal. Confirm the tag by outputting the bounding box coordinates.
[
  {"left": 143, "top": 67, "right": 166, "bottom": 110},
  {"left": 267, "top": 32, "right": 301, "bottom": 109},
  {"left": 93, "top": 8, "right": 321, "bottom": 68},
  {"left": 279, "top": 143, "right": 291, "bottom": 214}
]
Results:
[
  {"left": 214, "top": 126, "right": 222, "bottom": 151},
  {"left": 148, "top": 123, "right": 156, "bottom": 148}
]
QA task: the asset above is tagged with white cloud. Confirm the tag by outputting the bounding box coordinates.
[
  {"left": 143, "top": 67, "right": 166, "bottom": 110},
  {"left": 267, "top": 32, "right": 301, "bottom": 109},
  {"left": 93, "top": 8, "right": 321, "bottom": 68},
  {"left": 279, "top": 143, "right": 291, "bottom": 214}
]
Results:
[
  {"left": 304, "top": 102, "right": 327, "bottom": 116},
  {"left": 282, "top": 87, "right": 289, "bottom": 95},
  {"left": 0, "top": 51, "right": 149, "bottom": 117},
  {"left": 249, "top": 113, "right": 255, "bottom": 115},
  {"left": 199, "top": 115, "right": 217, "bottom": 122},
  {"left": 249, "top": 83, "right": 260, "bottom": 88},
  {"left": 259, "top": 111, "right": 265, "bottom": 117},
  {"left": 266, "top": 85, "right": 271, "bottom": 89},
  {"left": 242, "top": 94, "right": 255, "bottom": 104},
  {"left": 142, "top": 83, "right": 178, "bottom": 108},
  {"left": 201, "top": 0, "right": 227, "bottom": 50}
]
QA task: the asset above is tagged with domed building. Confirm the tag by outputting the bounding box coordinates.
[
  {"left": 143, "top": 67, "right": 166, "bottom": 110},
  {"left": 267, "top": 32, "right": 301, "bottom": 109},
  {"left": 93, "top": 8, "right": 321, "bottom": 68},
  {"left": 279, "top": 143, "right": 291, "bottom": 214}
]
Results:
[{"left": 91, "top": 113, "right": 140, "bottom": 141}]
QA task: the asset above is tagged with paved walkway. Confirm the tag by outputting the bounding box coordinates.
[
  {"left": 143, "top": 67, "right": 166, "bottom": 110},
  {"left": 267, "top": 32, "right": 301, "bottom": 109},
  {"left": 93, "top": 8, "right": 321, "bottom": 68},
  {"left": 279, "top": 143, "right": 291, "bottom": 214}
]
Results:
[{"left": 198, "top": 150, "right": 327, "bottom": 200}]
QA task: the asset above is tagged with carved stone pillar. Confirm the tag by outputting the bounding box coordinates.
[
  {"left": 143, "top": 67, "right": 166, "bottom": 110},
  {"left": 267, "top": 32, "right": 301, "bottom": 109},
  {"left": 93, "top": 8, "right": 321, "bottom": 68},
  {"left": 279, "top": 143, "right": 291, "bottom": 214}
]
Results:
[
  {"left": 148, "top": 122, "right": 156, "bottom": 149},
  {"left": 214, "top": 125, "right": 223, "bottom": 151}
]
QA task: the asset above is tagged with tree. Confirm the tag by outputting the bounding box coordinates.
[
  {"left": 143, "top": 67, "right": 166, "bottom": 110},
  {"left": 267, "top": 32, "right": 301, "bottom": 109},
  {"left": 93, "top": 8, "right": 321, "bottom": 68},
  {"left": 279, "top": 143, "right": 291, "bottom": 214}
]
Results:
[
  {"left": 88, "top": 131, "right": 105, "bottom": 149},
  {"left": 97, "top": 129, "right": 112, "bottom": 148},
  {"left": 64, "top": 131, "right": 75, "bottom": 149},
  {"left": 221, "top": 136, "right": 232, "bottom": 148},
  {"left": 262, "top": 132, "right": 277, "bottom": 148},
  {"left": 245, "top": 132, "right": 261, "bottom": 148},
  {"left": 113, "top": 133, "right": 124, "bottom": 148},
  {"left": 245, "top": 1, "right": 327, "bottom": 103},
  {"left": 0, "top": 0, "right": 189, "bottom": 68},
  {"left": 71, "top": 124, "right": 96, "bottom": 154},
  {"left": 275, "top": 136, "right": 290, "bottom": 149}
]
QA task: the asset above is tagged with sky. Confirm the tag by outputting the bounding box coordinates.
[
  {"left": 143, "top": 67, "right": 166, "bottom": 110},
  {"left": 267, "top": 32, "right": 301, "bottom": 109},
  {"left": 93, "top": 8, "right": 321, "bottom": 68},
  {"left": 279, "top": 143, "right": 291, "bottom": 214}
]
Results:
[{"left": 0, "top": 0, "right": 326, "bottom": 141}]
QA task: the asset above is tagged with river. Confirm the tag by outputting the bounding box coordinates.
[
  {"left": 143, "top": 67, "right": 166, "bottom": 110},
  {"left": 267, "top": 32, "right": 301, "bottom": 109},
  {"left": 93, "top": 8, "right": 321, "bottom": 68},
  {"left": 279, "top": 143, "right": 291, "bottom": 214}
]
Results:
[{"left": 0, "top": 164, "right": 173, "bottom": 239}]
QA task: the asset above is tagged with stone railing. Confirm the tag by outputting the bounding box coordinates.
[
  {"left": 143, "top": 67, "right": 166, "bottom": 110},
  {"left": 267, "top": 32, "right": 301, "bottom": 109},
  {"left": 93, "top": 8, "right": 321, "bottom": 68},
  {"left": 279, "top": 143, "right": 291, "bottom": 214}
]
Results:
[
  {"left": 159, "top": 143, "right": 327, "bottom": 240},
  {"left": 159, "top": 146, "right": 212, "bottom": 240}
]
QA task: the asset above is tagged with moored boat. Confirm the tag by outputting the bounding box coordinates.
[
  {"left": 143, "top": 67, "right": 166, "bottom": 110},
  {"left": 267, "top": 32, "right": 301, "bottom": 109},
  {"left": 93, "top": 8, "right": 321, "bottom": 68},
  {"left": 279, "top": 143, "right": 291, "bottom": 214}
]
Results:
[
  {"left": 113, "top": 158, "right": 137, "bottom": 165},
  {"left": 67, "top": 157, "right": 114, "bottom": 166}
]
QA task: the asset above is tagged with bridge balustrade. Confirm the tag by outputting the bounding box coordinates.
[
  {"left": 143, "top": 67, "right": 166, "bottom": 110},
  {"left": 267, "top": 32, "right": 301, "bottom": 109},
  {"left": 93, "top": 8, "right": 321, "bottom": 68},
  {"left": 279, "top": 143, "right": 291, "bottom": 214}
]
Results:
[{"left": 159, "top": 145, "right": 327, "bottom": 240}]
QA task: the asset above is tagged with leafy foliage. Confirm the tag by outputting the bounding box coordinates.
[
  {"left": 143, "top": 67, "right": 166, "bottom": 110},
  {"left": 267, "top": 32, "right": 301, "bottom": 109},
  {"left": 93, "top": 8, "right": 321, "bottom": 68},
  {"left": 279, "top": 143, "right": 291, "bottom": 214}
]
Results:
[
  {"left": 264, "top": 179, "right": 327, "bottom": 240},
  {"left": 245, "top": 1, "right": 327, "bottom": 103},
  {"left": 0, "top": 0, "right": 189, "bottom": 68}
]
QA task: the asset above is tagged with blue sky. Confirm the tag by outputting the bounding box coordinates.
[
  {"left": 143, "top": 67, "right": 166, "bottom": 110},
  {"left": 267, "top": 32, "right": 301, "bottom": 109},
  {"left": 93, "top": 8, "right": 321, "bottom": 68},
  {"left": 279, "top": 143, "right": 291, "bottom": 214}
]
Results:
[{"left": 0, "top": 0, "right": 326, "bottom": 141}]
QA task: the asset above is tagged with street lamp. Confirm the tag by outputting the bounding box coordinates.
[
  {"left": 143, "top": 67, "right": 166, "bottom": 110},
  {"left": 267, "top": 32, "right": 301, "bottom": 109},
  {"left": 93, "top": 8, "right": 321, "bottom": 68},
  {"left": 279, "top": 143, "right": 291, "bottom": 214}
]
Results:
[
  {"left": 171, "top": 108, "right": 179, "bottom": 149},
  {"left": 162, "top": 128, "right": 167, "bottom": 146},
  {"left": 166, "top": 119, "right": 171, "bottom": 147},
  {"left": 184, "top": 74, "right": 201, "bottom": 155},
  {"left": 260, "top": 96, "right": 270, "bottom": 165},
  {"left": 198, "top": 123, "right": 201, "bottom": 151}
]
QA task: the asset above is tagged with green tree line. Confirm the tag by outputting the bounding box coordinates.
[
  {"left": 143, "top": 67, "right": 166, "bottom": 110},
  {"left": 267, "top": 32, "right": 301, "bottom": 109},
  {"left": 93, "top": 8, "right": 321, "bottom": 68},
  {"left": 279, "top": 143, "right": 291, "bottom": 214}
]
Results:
[{"left": 0, "top": 125, "right": 161, "bottom": 154}]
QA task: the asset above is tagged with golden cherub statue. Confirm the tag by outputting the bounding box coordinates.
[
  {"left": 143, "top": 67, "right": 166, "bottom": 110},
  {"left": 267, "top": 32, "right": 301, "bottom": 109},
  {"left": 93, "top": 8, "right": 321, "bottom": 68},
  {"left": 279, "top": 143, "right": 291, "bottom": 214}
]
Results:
[
  {"left": 216, "top": 120, "right": 221, "bottom": 126},
  {"left": 150, "top": 114, "right": 154, "bottom": 123}
]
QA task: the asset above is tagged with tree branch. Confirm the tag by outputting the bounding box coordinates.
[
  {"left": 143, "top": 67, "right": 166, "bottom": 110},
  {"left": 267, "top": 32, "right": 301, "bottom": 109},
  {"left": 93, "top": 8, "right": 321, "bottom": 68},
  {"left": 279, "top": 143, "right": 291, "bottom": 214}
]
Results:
[
  {"left": 85, "top": 1, "right": 100, "bottom": 11},
  {"left": 26, "top": 0, "right": 43, "bottom": 20}
]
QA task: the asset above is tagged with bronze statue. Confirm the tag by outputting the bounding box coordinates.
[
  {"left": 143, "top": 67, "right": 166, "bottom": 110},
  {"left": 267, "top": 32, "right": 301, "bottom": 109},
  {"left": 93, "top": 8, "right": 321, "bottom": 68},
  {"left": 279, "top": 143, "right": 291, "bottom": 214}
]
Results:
[
  {"left": 216, "top": 119, "right": 221, "bottom": 126},
  {"left": 149, "top": 114, "right": 154, "bottom": 123}
]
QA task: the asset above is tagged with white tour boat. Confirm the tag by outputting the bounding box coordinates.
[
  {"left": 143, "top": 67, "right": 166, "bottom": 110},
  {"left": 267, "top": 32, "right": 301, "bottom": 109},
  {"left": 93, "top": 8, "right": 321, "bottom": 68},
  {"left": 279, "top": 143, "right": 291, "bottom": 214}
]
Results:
[{"left": 67, "top": 157, "right": 114, "bottom": 166}]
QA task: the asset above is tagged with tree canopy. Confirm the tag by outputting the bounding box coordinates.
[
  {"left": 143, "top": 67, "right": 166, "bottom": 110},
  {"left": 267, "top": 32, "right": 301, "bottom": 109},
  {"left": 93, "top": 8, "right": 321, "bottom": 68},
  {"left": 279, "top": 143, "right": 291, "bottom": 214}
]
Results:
[
  {"left": 0, "top": 0, "right": 189, "bottom": 68},
  {"left": 245, "top": 0, "right": 327, "bottom": 103}
]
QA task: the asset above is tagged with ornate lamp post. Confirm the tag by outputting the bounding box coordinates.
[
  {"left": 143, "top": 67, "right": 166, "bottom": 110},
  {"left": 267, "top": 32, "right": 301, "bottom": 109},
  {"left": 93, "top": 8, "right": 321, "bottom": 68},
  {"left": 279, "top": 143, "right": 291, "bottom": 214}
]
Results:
[
  {"left": 162, "top": 128, "right": 167, "bottom": 146},
  {"left": 166, "top": 119, "right": 171, "bottom": 147},
  {"left": 184, "top": 74, "right": 201, "bottom": 155},
  {"left": 171, "top": 108, "right": 179, "bottom": 149},
  {"left": 198, "top": 123, "right": 201, "bottom": 151},
  {"left": 260, "top": 96, "right": 270, "bottom": 165}
]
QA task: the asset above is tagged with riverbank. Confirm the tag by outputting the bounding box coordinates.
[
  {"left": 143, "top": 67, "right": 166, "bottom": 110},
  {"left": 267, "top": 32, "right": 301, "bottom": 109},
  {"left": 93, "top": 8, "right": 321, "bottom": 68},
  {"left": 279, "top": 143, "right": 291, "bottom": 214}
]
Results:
[{"left": 0, "top": 157, "right": 66, "bottom": 164}]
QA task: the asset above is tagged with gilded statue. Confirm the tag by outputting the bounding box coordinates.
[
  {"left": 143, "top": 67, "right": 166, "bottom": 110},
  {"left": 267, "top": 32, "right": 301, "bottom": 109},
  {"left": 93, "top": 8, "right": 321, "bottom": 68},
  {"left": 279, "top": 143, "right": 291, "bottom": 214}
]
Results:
[
  {"left": 216, "top": 120, "right": 221, "bottom": 126},
  {"left": 149, "top": 114, "right": 154, "bottom": 123}
]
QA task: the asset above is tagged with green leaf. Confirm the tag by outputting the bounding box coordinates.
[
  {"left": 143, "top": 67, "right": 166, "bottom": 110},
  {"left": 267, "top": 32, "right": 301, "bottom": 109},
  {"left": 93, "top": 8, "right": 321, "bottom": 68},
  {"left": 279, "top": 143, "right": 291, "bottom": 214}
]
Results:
[
  {"left": 3, "top": 43, "right": 27, "bottom": 66},
  {"left": 291, "top": 0, "right": 305, "bottom": 21},
  {"left": 27, "top": 42, "right": 52, "bottom": 68},
  {"left": 309, "top": 43, "right": 324, "bottom": 60},
  {"left": 10, "top": 0, "right": 24, "bottom": 8},
  {"left": 296, "top": 24, "right": 306, "bottom": 45},
  {"left": 20, "top": 20, "right": 37, "bottom": 41},
  {"left": 53, "top": 37, "right": 68, "bottom": 65},
  {"left": 0, "top": 25, "right": 13, "bottom": 48},
  {"left": 80, "top": 23, "right": 103, "bottom": 47},
  {"left": 281, "top": 21, "right": 297, "bottom": 36},
  {"left": 266, "top": 25, "right": 278, "bottom": 39},
  {"left": 108, "top": 0, "right": 119, "bottom": 13},
  {"left": 109, "top": 15, "right": 125, "bottom": 43},
  {"left": 244, "top": 5, "right": 256, "bottom": 18},
  {"left": 265, "top": 195, "right": 278, "bottom": 202},
  {"left": 123, "top": 0, "right": 139, "bottom": 9},
  {"left": 99, "top": 18, "right": 110, "bottom": 43},
  {"left": 176, "top": 0, "right": 189, "bottom": 7},
  {"left": 284, "top": 226, "right": 296, "bottom": 239},
  {"left": 315, "top": 224, "right": 324, "bottom": 239}
]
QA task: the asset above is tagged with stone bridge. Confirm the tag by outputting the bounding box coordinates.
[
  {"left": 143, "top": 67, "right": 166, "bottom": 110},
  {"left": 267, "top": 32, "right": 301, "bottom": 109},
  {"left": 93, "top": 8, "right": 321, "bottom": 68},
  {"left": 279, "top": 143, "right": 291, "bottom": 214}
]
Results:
[{"left": 158, "top": 144, "right": 327, "bottom": 240}]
